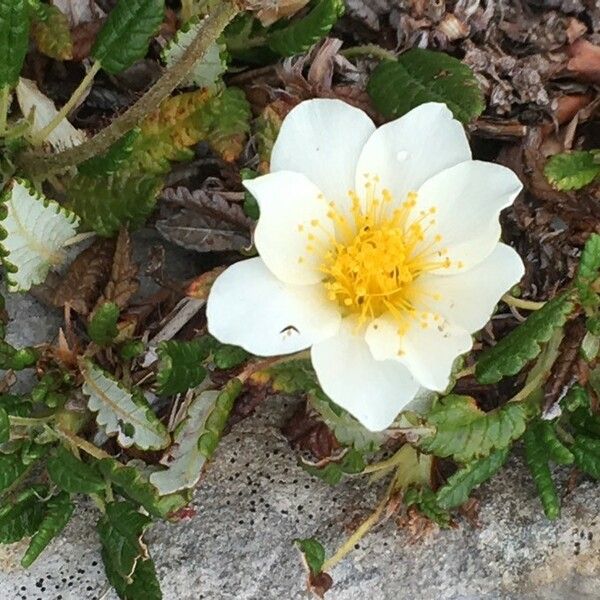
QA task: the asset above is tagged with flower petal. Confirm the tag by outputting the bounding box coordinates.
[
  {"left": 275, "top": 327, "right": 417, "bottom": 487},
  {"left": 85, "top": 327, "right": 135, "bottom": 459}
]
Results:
[
  {"left": 416, "top": 243, "right": 525, "bottom": 333},
  {"left": 270, "top": 99, "right": 375, "bottom": 204},
  {"left": 354, "top": 102, "right": 470, "bottom": 205},
  {"left": 415, "top": 160, "right": 522, "bottom": 273},
  {"left": 245, "top": 171, "right": 335, "bottom": 285},
  {"left": 311, "top": 319, "right": 419, "bottom": 431},
  {"left": 207, "top": 258, "right": 341, "bottom": 356},
  {"left": 366, "top": 314, "right": 472, "bottom": 391}
]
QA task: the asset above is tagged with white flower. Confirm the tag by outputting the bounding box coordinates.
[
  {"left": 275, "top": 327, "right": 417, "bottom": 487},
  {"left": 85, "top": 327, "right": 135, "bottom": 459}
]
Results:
[{"left": 207, "top": 100, "right": 524, "bottom": 431}]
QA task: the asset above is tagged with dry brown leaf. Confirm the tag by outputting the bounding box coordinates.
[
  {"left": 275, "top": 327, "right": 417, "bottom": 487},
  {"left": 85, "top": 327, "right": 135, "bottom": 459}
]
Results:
[
  {"left": 246, "top": 0, "right": 311, "bottom": 26},
  {"left": 52, "top": 238, "right": 115, "bottom": 315},
  {"left": 567, "top": 39, "right": 600, "bottom": 84},
  {"left": 93, "top": 229, "right": 139, "bottom": 314},
  {"left": 185, "top": 266, "right": 226, "bottom": 301}
]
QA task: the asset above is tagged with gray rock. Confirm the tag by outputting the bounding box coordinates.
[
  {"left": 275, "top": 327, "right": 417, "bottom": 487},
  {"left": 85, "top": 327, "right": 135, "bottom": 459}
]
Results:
[{"left": 1, "top": 236, "right": 600, "bottom": 600}]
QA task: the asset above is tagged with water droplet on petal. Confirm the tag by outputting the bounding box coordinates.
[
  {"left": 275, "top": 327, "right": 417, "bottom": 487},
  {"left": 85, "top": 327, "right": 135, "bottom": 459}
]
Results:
[{"left": 397, "top": 150, "right": 409, "bottom": 162}]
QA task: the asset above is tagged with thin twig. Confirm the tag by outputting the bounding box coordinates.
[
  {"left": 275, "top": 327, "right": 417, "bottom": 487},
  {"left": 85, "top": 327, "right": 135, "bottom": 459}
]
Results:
[{"left": 502, "top": 294, "right": 546, "bottom": 311}]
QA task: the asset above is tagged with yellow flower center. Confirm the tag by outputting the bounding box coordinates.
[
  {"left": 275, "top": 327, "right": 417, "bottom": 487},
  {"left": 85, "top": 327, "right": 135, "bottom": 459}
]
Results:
[{"left": 300, "top": 176, "right": 459, "bottom": 331}]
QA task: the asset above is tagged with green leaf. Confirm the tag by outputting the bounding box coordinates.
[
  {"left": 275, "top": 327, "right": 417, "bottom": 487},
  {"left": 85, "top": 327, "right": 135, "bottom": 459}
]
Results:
[
  {"left": 80, "top": 359, "right": 170, "bottom": 451},
  {"left": 367, "top": 49, "right": 485, "bottom": 124},
  {"left": 544, "top": 150, "right": 600, "bottom": 191},
  {"left": 572, "top": 434, "right": 600, "bottom": 479},
  {"left": 97, "top": 501, "right": 152, "bottom": 581},
  {"left": 98, "top": 458, "right": 187, "bottom": 518},
  {"left": 213, "top": 343, "right": 249, "bottom": 370},
  {"left": 523, "top": 423, "right": 560, "bottom": 520},
  {"left": 0, "top": 452, "right": 28, "bottom": 493},
  {"left": 78, "top": 129, "right": 140, "bottom": 177},
  {"left": 404, "top": 486, "right": 451, "bottom": 527},
  {"left": 294, "top": 538, "right": 326, "bottom": 576},
  {"left": 419, "top": 395, "right": 527, "bottom": 463},
  {"left": 0, "top": 486, "right": 46, "bottom": 543},
  {"left": 88, "top": 302, "right": 120, "bottom": 346},
  {"left": 268, "top": 0, "right": 345, "bottom": 57},
  {"left": 0, "top": 393, "right": 31, "bottom": 417},
  {"left": 0, "top": 179, "right": 80, "bottom": 292},
  {"left": 475, "top": 293, "right": 574, "bottom": 384},
  {"left": 155, "top": 338, "right": 212, "bottom": 396},
  {"left": 570, "top": 405, "right": 600, "bottom": 437},
  {"left": 302, "top": 448, "right": 365, "bottom": 485},
  {"left": 29, "top": 2, "right": 73, "bottom": 60},
  {"left": 538, "top": 420, "right": 574, "bottom": 465},
  {"left": 91, "top": 0, "right": 165, "bottom": 74},
  {"left": 0, "top": 406, "right": 8, "bottom": 443},
  {"left": 107, "top": 552, "right": 162, "bottom": 600},
  {"left": 0, "top": 0, "right": 30, "bottom": 89},
  {"left": 436, "top": 447, "right": 509, "bottom": 510},
  {"left": 197, "top": 379, "right": 243, "bottom": 459},
  {"left": 46, "top": 446, "right": 105, "bottom": 495},
  {"left": 21, "top": 492, "right": 74, "bottom": 568},
  {"left": 162, "top": 18, "right": 227, "bottom": 90},
  {"left": 149, "top": 390, "right": 220, "bottom": 495},
  {"left": 68, "top": 171, "right": 163, "bottom": 238},
  {"left": 576, "top": 233, "right": 600, "bottom": 312}
]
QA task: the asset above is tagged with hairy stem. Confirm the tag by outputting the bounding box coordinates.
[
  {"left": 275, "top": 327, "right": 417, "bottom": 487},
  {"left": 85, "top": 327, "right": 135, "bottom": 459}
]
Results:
[
  {"left": 341, "top": 44, "right": 397, "bottom": 62},
  {"left": 0, "top": 85, "right": 10, "bottom": 135},
  {"left": 30, "top": 62, "right": 101, "bottom": 146},
  {"left": 18, "top": 1, "right": 241, "bottom": 178},
  {"left": 55, "top": 425, "right": 113, "bottom": 461}
]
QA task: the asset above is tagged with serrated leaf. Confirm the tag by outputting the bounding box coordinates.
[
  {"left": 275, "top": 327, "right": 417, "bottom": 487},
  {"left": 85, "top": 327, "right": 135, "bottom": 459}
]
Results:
[
  {"left": 302, "top": 448, "right": 365, "bottom": 485},
  {"left": 294, "top": 538, "right": 325, "bottom": 576},
  {"left": 576, "top": 233, "right": 600, "bottom": 312},
  {"left": 47, "top": 446, "right": 105, "bottom": 495},
  {"left": 404, "top": 486, "right": 452, "bottom": 527},
  {"left": 16, "top": 78, "right": 87, "bottom": 150},
  {"left": 419, "top": 395, "right": 527, "bottom": 463},
  {"left": 0, "top": 0, "right": 30, "bottom": 89},
  {"left": 80, "top": 359, "right": 170, "bottom": 451},
  {"left": 88, "top": 302, "right": 120, "bottom": 346},
  {"left": 523, "top": 422, "right": 560, "bottom": 519},
  {"left": 155, "top": 338, "right": 212, "bottom": 396},
  {"left": 544, "top": 150, "right": 600, "bottom": 191},
  {"left": 149, "top": 390, "right": 220, "bottom": 495},
  {"left": 30, "top": 2, "right": 73, "bottom": 60},
  {"left": 0, "top": 406, "right": 8, "bottom": 443},
  {"left": 0, "top": 179, "right": 80, "bottom": 292},
  {"left": 255, "top": 103, "right": 284, "bottom": 173},
  {"left": 108, "top": 552, "right": 162, "bottom": 600},
  {"left": 21, "top": 491, "right": 74, "bottom": 568},
  {"left": 98, "top": 458, "right": 187, "bottom": 518},
  {"left": 78, "top": 129, "right": 140, "bottom": 177},
  {"left": 268, "top": 0, "right": 344, "bottom": 57},
  {"left": 91, "top": 0, "right": 165, "bottom": 74},
  {"left": 475, "top": 293, "right": 574, "bottom": 384},
  {"left": 367, "top": 50, "right": 485, "bottom": 124},
  {"left": 0, "top": 452, "right": 28, "bottom": 493},
  {"left": 572, "top": 434, "right": 600, "bottom": 479},
  {"left": 539, "top": 420, "right": 574, "bottom": 465},
  {"left": 436, "top": 447, "right": 509, "bottom": 510},
  {"left": 0, "top": 486, "right": 46, "bottom": 543},
  {"left": 213, "top": 344, "right": 249, "bottom": 370},
  {"left": 97, "top": 501, "right": 151, "bottom": 581},
  {"left": 162, "top": 18, "right": 227, "bottom": 90},
  {"left": 68, "top": 171, "right": 163, "bottom": 237},
  {"left": 197, "top": 379, "right": 243, "bottom": 459}
]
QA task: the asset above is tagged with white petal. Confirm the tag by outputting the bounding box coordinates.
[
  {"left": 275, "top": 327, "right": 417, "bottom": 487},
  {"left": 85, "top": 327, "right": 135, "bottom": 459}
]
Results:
[
  {"left": 366, "top": 313, "right": 472, "bottom": 391},
  {"left": 354, "top": 103, "right": 470, "bottom": 205},
  {"left": 311, "top": 319, "right": 419, "bottom": 431},
  {"left": 270, "top": 99, "right": 375, "bottom": 204},
  {"left": 245, "top": 171, "right": 335, "bottom": 285},
  {"left": 207, "top": 258, "right": 341, "bottom": 356},
  {"left": 416, "top": 160, "right": 522, "bottom": 272},
  {"left": 417, "top": 243, "right": 525, "bottom": 333}
]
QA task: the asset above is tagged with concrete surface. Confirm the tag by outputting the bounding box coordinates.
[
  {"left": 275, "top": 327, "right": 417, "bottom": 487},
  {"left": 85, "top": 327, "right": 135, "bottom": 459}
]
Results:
[{"left": 1, "top": 236, "right": 600, "bottom": 600}]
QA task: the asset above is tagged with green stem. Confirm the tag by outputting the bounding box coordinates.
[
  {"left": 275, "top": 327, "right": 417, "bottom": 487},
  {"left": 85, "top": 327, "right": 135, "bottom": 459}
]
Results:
[
  {"left": 30, "top": 62, "right": 101, "bottom": 146},
  {"left": 341, "top": 44, "right": 397, "bottom": 62},
  {"left": 0, "top": 85, "right": 10, "bottom": 135},
  {"left": 502, "top": 294, "right": 546, "bottom": 311},
  {"left": 55, "top": 426, "right": 113, "bottom": 461},
  {"left": 9, "top": 415, "right": 55, "bottom": 427},
  {"left": 19, "top": 0, "right": 241, "bottom": 179}
]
